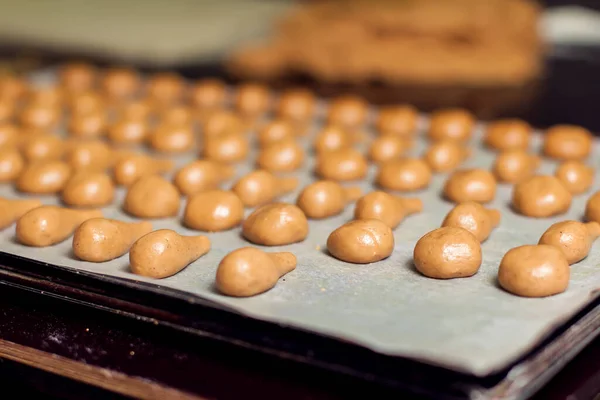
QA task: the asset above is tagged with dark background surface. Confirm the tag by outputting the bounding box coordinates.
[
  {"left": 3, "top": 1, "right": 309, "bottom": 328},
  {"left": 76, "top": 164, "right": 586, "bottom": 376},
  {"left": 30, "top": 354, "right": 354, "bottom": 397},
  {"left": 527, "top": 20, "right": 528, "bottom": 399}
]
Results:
[
  {"left": 525, "top": 55, "right": 600, "bottom": 132},
  {"left": 544, "top": 0, "right": 600, "bottom": 9}
]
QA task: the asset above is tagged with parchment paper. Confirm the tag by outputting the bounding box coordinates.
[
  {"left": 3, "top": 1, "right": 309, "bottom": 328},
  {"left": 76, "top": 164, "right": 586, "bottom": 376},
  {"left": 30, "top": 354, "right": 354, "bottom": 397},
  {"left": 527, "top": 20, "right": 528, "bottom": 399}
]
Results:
[{"left": 1, "top": 80, "right": 599, "bottom": 377}]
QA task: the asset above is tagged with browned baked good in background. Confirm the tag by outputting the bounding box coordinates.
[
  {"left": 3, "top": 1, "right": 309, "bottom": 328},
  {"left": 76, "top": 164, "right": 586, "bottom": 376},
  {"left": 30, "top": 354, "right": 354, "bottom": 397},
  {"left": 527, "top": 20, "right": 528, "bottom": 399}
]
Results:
[
  {"left": 228, "top": 0, "right": 542, "bottom": 86},
  {"left": 226, "top": 0, "right": 542, "bottom": 116}
]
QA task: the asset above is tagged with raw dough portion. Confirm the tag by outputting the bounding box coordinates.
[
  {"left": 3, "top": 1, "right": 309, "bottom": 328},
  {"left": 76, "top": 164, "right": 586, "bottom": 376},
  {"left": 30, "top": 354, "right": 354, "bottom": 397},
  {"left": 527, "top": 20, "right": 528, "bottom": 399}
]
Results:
[
  {"left": 72, "top": 218, "right": 152, "bottom": 263},
  {"left": 216, "top": 247, "right": 296, "bottom": 297},
  {"left": 511, "top": 175, "right": 572, "bottom": 218},
  {"left": 484, "top": 119, "right": 531, "bottom": 151},
  {"left": 0, "top": 197, "right": 42, "bottom": 230},
  {"left": 555, "top": 161, "right": 594, "bottom": 195},
  {"left": 354, "top": 191, "right": 422, "bottom": 229},
  {"left": 427, "top": 109, "right": 474, "bottom": 142},
  {"left": 184, "top": 190, "right": 244, "bottom": 232},
  {"left": 441, "top": 202, "right": 501, "bottom": 242},
  {"left": 413, "top": 227, "right": 482, "bottom": 279},
  {"left": 16, "top": 206, "right": 102, "bottom": 247},
  {"left": 242, "top": 203, "right": 308, "bottom": 246},
  {"left": 129, "top": 229, "right": 210, "bottom": 279},
  {"left": 538, "top": 220, "right": 600, "bottom": 264},
  {"left": 232, "top": 170, "right": 298, "bottom": 208},
  {"left": 296, "top": 181, "right": 361, "bottom": 219},
  {"left": 443, "top": 169, "right": 497, "bottom": 203},
  {"left": 376, "top": 158, "right": 432, "bottom": 191},
  {"left": 492, "top": 150, "right": 540, "bottom": 184},
  {"left": 123, "top": 175, "right": 180, "bottom": 219},
  {"left": 498, "top": 245, "right": 569, "bottom": 297},
  {"left": 543, "top": 125, "right": 593, "bottom": 161},
  {"left": 327, "top": 219, "right": 394, "bottom": 264}
]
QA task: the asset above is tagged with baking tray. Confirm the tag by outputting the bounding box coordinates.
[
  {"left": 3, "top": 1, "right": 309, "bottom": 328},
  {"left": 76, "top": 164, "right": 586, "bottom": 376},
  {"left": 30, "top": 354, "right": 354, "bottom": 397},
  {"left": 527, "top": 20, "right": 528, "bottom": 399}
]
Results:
[{"left": 0, "top": 69, "right": 600, "bottom": 398}]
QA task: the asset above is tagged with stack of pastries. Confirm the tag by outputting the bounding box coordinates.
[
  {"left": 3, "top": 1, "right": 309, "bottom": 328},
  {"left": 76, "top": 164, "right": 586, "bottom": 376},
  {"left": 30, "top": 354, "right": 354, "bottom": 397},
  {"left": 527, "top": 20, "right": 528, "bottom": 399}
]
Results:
[{"left": 227, "top": 0, "right": 543, "bottom": 116}]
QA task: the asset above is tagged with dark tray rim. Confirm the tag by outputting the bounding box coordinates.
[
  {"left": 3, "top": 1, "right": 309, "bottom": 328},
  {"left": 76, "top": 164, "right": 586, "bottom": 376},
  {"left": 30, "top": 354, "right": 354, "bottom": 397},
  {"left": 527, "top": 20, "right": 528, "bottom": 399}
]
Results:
[{"left": 0, "top": 250, "right": 598, "bottom": 400}]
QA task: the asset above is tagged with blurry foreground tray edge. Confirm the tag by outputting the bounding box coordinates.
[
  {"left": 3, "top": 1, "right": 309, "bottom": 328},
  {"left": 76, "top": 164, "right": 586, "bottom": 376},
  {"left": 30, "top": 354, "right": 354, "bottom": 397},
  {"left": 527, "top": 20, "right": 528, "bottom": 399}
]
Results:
[
  {"left": 0, "top": 337, "right": 203, "bottom": 400},
  {"left": 0, "top": 251, "right": 598, "bottom": 400}
]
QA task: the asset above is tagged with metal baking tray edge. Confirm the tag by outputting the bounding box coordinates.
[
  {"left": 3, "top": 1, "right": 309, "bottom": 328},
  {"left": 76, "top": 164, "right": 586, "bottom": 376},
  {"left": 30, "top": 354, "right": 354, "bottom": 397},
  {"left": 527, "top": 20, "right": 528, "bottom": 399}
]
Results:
[{"left": 0, "top": 251, "right": 598, "bottom": 400}]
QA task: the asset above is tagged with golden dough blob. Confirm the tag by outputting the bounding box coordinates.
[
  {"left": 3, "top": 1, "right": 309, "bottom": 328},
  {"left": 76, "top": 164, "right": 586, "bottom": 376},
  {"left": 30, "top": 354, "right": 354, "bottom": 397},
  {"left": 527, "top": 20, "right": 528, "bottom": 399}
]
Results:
[
  {"left": 498, "top": 245, "right": 569, "bottom": 297},
  {"left": 108, "top": 117, "right": 149, "bottom": 145},
  {"left": 326, "top": 95, "right": 368, "bottom": 130},
  {"left": 73, "top": 218, "right": 153, "bottom": 262},
  {"left": 313, "top": 125, "right": 353, "bottom": 154},
  {"left": 441, "top": 201, "right": 501, "bottom": 242},
  {"left": 555, "top": 161, "right": 594, "bottom": 195},
  {"left": 413, "top": 227, "right": 481, "bottom": 279},
  {"left": 184, "top": 190, "right": 245, "bottom": 232},
  {"left": 129, "top": 229, "right": 210, "bottom": 279},
  {"left": 16, "top": 206, "right": 102, "bottom": 247},
  {"left": 65, "top": 140, "right": 113, "bottom": 171},
  {"left": 296, "top": 181, "right": 362, "bottom": 219},
  {"left": 27, "top": 86, "right": 63, "bottom": 107},
  {"left": 19, "top": 103, "right": 61, "bottom": 131},
  {"left": 234, "top": 83, "right": 271, "bottom": 117},
  {"left": 0, "top": 75, "right": 28, "bottom": 101},
  {"left": 0, "top": 123, "right": 20, "bottom": 148},
  {"left": 242, "top": 203, "right": 308, "bottom": 246},
  {"left": 62, "top": 172, "right": 115, "bottom": 207},
  {"left": 376, "top": 105, "right": 418, "bottom": 137},
  {"left": 423, "top": 141, "right": 470, "bottom": 172},
  {"left": 327, "top": 219, "right": 394, "bottom": 264},
  {"left": 492, "top": 150, "right": 540, "bottom": 184},
  {"left": 354, "top": 191, "right": 422, "bottom": 229},
  {"left": 256, "top": 139, "right": 304, "bottom": 172},
  {"left": 484, "top": 119, "right": 531, "bottom": 151},
  {"left": 216, "top": 247, "right": 296, "bottom": 297},
  {"left": 113, "top": 154, "right": 174, "bottom": 186},
  {"left": 21, "top": 134, "right": 64, "bottom": 162},
  {"left": 17, "top": 160, "right": 72, "bottom": 194},
  {"left": 585, "top": 191, "right": 600, "bottom": 223},
  {"left": 315, "top": 148, "right": 368, "bottom": 181},
  {"left": 146, "top": 72, "right": 185, "bottom": 106},
  {"left": 232, "top": 170, "right": 298, "bottom": 207},
  {"left": 539, "top": 220, "right": 600, "bottom": 265},
  {"left": 202, "top": 131, "right": 249, "bottom": 163},
  {"left": 376, "top": 158, "right": 432, "bottom": 191},
  {"left": 158, "top": 105, "right": 194, "bottom": 126},
  {"left": 68, "top": 91, "right": 105, "bottom": 115},
  {"left": 0, "top": 148, "right": 25, "bottom": 182},
  {"left": 101, "top": 67, "right": 140, "bottom": 100},
  {"left": 276, "top": 88, "right": 315, "bottom": 122},
  {"left": 149, "top": 123, "right": 195, "bottom": 153},
  {"left": 59, "top": 62, "right": 96, "bottom": 93},
  {"left": 68, "top": 110, "right": 107, "bottom": 139},
  {"left": 123, "top": 175, "right": 181, "bottom": 218},
  {"left": 201, "top": 110, "right": 244, "bottom": 138},
  {"left": 0, "top": 98, "right": 15, "bottom": 123},
  {"left": 368, "top": 136, "right": 411, "bottom": 163},
  {"left": 258, "top": 119, "right": 295, "bottom": 147},
  {"left": 0, "top": 197, "right": 42, "bottom": 230},
  {"left": 428, "top": 109, "right": 474, "bottom": 142},
  {"left": 173, "top": 160, "right": 234, "bottom": 196},
  {"left": 189, "top": 78, "right": 227, "bottom": 110},
  {"left": 512, "top": 175, "right": 572, "bottom": 218},
  {"left": 116, "top": 99, "right": 152, "bottom": 120},
  {"left": 543, "top": 125, "right": 593, "bottom": 161},
  {"left": 443, "top": 169, "right": 497, "bottom": 203}
]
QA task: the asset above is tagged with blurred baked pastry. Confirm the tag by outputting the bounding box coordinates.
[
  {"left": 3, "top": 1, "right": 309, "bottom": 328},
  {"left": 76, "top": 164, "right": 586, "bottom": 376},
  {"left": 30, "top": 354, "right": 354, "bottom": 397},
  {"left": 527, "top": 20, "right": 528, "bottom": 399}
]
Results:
[{"left": 227, "top": 0, "right": 542, "bottom": 87}]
